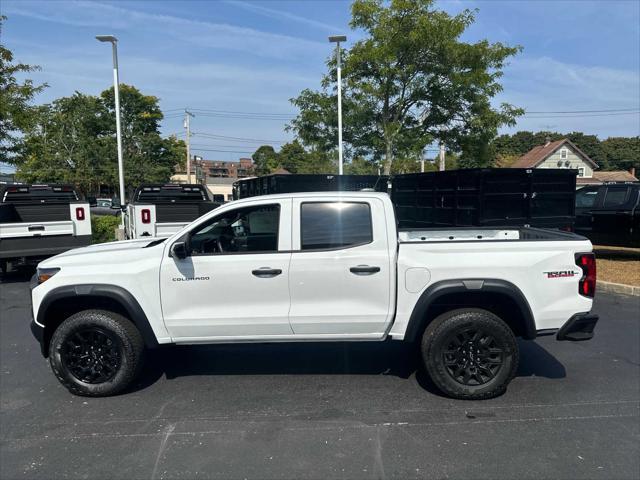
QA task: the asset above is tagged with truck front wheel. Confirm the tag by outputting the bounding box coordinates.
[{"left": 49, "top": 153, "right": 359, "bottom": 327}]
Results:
[
  {"left": 421, "top": 308, "right": 519, "bottom": 400},
  {"left": 48, "top": 310, "right": 145, "bottom": 397}
]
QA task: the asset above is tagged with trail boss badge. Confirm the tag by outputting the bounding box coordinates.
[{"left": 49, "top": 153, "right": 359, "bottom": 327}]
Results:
[{"left": 544, "top": 270, "right": 579, "bottom": 278}]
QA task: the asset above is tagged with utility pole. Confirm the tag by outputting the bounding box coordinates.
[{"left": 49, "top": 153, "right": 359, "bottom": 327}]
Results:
[
  {"left": 184, "top": 110, "right": 195, "bottom": 183},
  {"left": 439, "top": 143, "right": 446, "bottom": 172}
]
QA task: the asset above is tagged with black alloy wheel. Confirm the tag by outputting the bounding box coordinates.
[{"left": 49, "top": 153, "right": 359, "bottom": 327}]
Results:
[
  {"left": 49, "top": 309, "right": 145, "bottom": 397},
  {"left": 442, "top": 328, "right": 504, "bottom": 386},
  {"left": 421, "top": 308, "right": 519, "bottom": 400},
  {"left": 61, "top": 327, "right": 123, "bottom": 384}
]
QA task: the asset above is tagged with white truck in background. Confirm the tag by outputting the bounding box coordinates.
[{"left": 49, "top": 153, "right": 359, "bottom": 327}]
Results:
[
  {"left": 0, "top": 184, "right": 91, "bottom": 274},
  {"left": 30, "top": 192, "right": 598, "bottom": 399},
  {"left": 124, "top": 183, "right": 220, "bottom": 239}
]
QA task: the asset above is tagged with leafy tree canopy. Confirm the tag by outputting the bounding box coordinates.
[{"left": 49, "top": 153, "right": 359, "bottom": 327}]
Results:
[
  {"left": 15, "top": 84, "right": 186, "bottom": 196},
  {"left": 0, "top": 16, "right": 47, "bottom": 163},
  {"left": 289, "top": 0, "right": 523, "bottom": 174}
]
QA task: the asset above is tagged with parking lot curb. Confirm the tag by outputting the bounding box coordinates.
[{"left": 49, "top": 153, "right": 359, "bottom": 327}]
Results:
[{"left": 597, "top": 280, "right": 640, "bottom": 297}]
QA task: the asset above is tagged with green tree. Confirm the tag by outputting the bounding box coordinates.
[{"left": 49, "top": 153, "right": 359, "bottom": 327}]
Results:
[
  {"left": 16, "top": 85, "right": 185, "bottom": 195},
  {"left": 289, "top": 0, "right": 523, "bottom": 174},
  {"left": 601, "top": 137, "right": 639, "bottom": 172},
  {"left": 252, "top": 145, "right": 280, "bottom": 175},
  {"left": 18, "top": 93, "right": 112, "bottom": 194},
  {"left": 0, "top": 16, "right": 47, "bottom": 163}
]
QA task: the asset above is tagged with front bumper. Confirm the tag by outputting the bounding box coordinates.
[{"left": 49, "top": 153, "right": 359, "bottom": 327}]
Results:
[
  {"left": 29, "top": 273, "right": 47, "bottom": 357},
  {"left": 556, "top": 312, "right": 599, "bottom": 341}
]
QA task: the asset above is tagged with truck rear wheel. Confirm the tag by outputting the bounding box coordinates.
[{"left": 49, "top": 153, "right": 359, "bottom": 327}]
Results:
[
  {"left": 49, "top": 309, "right": 145, "bottom": 397},
  {"left": 421, "top": 308, "right": 519, "bottom": 400}
]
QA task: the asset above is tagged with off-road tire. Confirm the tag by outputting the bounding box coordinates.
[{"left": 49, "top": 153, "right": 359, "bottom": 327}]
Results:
[
  {"left": 49, "top": 309, "right": 145, "bottom": 397},
  {"left": 421, "top": 308, "right": 519, "bottom": 400}
]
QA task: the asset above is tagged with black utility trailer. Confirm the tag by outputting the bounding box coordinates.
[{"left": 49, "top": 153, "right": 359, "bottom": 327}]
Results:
[
  {"left": 233, "top": 174, "right": 389, "bottom": 200},
  {"left": 233, "top": 169, "right": 577, "bottom": 230},
  {"left": 392, "top": 168, "right": 577, "bottom": 230}
]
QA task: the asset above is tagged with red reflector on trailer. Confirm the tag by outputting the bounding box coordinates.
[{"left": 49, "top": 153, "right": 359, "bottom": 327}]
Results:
[{"left": 141, "top": 209, "right": 151, "bottom": 224}]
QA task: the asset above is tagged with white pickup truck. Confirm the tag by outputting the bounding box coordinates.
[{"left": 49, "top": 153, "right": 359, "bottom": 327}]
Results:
[
  {"left": 30, "top": 192, "right": 598, "bottom": 399},
  {"left": 0, "top": 184, "right": 91, "bottom": 273}
]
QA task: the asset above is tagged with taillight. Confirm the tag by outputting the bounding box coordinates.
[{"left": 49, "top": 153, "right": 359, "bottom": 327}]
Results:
[
  {"left": 75, "top": 207, "right": 85, "bottom": 221},
  {"left": 141, "top": 209, "right": 151, "bottom": 224},
  {"left": 575, "top": 253, "right": 596, "bottom": 298}
]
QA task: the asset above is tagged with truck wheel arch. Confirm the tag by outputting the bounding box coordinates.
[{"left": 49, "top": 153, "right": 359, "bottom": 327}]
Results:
[
  {"left": 37, "top": 284, "right": 159, "bottom": 357},
  {"left": 404, "top": 279, "right": 536, "bottom": 343}
]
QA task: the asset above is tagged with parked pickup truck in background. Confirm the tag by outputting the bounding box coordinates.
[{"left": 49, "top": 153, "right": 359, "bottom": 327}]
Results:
[
  {"left": 124, "top": 183, "right": 220, "bottom": 239},
  {"left": 31, "top": 192, "right": 598, "bottom": 399},
  {"left": 0, "top": 184, "right": 91, "bottom": 274},
  {"left": 575, "top": 182, "right": 640, "bottom": 247}
]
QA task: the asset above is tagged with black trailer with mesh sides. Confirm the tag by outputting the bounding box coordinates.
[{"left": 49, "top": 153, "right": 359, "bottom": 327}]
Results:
[
  {"left": 391, "top": 168, "right": 577, "bottom": 230},
  {"left": 233, "top": 174, "right": 389, "bottom": 200}
]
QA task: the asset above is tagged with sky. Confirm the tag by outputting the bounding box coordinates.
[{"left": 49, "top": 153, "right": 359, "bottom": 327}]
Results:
[{"left": 2, "top": 0, "right": 640, "bottom": 165}]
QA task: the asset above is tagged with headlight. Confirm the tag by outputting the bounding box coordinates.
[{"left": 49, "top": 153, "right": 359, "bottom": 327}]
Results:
[{"left": 37, "top": 268, "right": 60, "bottom": 284}]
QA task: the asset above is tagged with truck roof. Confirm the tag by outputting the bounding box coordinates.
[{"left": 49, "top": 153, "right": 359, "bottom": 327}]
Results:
[{"left": 229, "top": 190, "right": 390, "bottom": 206}]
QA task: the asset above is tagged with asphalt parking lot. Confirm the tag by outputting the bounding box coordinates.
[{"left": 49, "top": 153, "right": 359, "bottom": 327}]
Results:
[{"left": 1, "top": 269, "right": 639, "bottom": 480}]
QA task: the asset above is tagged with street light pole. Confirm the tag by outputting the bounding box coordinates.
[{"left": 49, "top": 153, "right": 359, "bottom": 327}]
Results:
[
  {"left": 329, "top": 35, "right": 346, "bottom": 175},
  {"left": 96, "top": 35, "right": 125, "bottom": 228}
]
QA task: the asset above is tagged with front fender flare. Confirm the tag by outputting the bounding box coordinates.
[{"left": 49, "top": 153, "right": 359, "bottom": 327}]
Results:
[{"left": 37, "top": 284, "right": 160, "bottom": 356}]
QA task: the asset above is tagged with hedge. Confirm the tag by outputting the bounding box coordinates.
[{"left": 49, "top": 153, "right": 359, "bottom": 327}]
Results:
[{"left": 91, "top": 215, "right": 120, "bottom": 244}]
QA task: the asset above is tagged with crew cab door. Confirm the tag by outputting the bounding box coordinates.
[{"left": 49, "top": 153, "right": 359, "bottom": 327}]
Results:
[
  {"left": 288, "top": 197, "right": 393, "bottom": 336},
  {"left": 160, "top": 199, "right": 292, "bottom": 340}
]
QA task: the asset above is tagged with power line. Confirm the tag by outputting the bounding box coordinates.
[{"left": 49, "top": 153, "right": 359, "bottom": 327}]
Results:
[
  {"left": 193, "top": 132, "right": 287, "bottom": 144},
  {"left": 525, "top": 108, "right": 640, "bottom": 114},
  {"left": 191, "top": 147, "right": 255, "bottom": 154},
  {"left": 523, "top": 111, "right": 640, "bottom": 119}
]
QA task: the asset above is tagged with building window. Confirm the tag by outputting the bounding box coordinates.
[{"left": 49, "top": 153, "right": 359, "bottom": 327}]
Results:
[
  {"left": 560, "top": 148, "right": 568, "bottom": 159},
  {"left": 577, "top": 167, "right": 585, "bottom": 177}
]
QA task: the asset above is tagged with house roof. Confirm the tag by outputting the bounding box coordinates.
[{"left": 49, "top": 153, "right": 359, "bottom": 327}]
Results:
[
  {"left": 512, "top": 138, "right": 599, "bottom": 169},
  {"left": 576, "top": 170, "right": 639, "bottom": 184}
]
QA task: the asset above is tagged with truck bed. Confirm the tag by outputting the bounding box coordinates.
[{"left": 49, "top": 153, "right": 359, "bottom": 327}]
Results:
[{"left": 398, "top": 226, "right": 582, "bottom": 243}]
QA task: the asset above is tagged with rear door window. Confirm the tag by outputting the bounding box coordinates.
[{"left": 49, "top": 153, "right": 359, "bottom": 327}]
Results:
[
  {"left": 575, "top": 188, "right": 599, "bottom": 208},
  {"left": 300, "top": 202, "right": 372, "bottom": 250},
  {"left": 602, "top": 187, "right": 629, "bottom": 208}
]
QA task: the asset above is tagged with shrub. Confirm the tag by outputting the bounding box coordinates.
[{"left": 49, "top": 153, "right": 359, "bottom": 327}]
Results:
[{"left": 91, "top": 215, "right": 120, "bottom": 244}]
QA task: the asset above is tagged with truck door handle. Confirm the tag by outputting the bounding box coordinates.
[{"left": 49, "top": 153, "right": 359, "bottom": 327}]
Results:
[
  {"left": 28, "top": 225, "right": 45, "bottom": 231},
  {"left": 252, "top": 268, "right": 282, "bottom": 278},
  {"left": 350, "top": 265, "right": 381, "bottom": 275}
]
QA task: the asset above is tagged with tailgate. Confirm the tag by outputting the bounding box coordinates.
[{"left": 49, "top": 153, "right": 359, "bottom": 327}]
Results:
[
  {"left": 0, "top": 221, "right": 75, "bottom": 238},
  {"left": 155, "top": 222, "right": 188, "bottom": 238}
]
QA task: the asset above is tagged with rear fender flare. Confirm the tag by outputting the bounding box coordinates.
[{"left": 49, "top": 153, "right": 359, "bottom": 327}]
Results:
[{"left": 404, "top": 278, "right": 536, "bottom": 342}]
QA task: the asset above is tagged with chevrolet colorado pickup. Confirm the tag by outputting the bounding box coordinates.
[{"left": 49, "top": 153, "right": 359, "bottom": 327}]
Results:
[{"left": 30, "top": 192, "right": 598, "bottom": 399}]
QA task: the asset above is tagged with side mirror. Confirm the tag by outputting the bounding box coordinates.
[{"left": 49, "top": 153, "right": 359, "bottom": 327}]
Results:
[{"left": 171, "top": 241, "right": 190, "bottom": 259}]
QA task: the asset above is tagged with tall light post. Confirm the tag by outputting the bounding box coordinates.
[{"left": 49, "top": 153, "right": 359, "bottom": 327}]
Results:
[
  {"left": 329, "top": 35, "right": 346, "bottom": 175},
  {"left": 96, "top": 35, "right": 125, "bottom": 228}
]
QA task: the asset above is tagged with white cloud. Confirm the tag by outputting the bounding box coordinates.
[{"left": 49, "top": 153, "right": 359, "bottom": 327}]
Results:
[
  {"left": 3, "top": 0, "right": 326, "bottom": 61},
  {"left": 499, "top": 56, "right": 640, "bottom": 137},
  {"left": 224, "top": 1, "right": 339, "bottom": 32}
]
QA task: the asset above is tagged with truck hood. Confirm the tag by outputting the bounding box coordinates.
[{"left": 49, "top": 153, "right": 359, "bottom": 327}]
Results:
[{"left": 39, "top": 238, "right": 166, "bottom": 267}]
